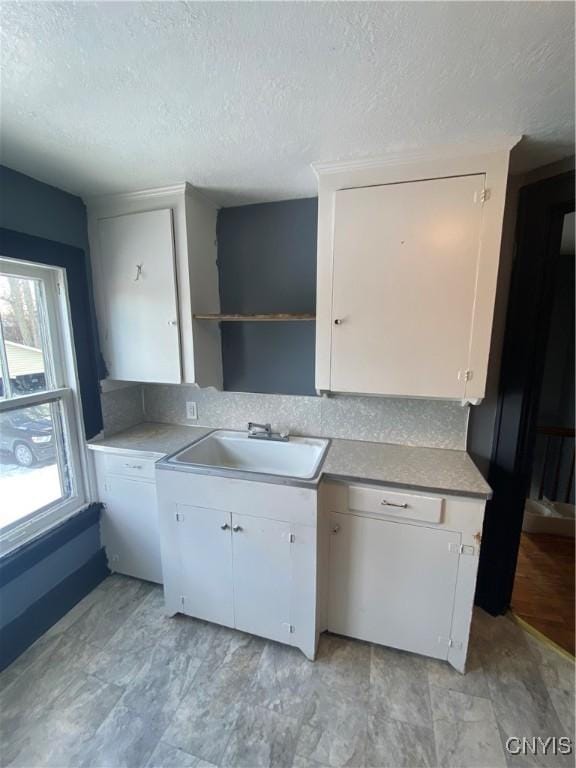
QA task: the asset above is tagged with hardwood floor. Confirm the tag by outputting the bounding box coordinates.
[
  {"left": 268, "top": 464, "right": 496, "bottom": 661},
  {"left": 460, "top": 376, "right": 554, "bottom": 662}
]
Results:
[{"left": 512, "top": 532, "right": 575, "bottom": 656}]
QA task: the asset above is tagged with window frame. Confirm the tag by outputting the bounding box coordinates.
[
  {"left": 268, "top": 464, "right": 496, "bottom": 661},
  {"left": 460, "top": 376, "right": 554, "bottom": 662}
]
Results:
[{"left": 0, "top": 256, "right": 90, "bottom": 554}]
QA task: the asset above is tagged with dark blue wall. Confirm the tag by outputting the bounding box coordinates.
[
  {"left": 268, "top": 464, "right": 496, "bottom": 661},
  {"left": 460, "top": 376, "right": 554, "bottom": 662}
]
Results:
[
  {"left": 0, "top": 166, "right": 89, "bottom": 251},
  {"left": 0, "top": 506, "right": 108, "bottom": 670},
  {"left": 0, "top": 166, "right": 108, "bottom": 670},
  {"left": 0, "top": 165, "right": 104, "bottom": 380},
  {"left": 217, "top": 198, "right": 318, "bottom": 395}
]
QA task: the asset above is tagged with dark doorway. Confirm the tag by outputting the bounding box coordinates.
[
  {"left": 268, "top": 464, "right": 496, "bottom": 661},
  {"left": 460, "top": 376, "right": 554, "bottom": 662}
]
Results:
[{"left": 476, "top": 170, "right": 575, "bottom": 619}]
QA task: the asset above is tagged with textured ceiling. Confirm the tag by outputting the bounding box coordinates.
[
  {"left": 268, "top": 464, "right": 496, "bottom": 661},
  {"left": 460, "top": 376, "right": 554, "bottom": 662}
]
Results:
[{"left": 1, "top": 2, "right": 574, "bottom": 206}]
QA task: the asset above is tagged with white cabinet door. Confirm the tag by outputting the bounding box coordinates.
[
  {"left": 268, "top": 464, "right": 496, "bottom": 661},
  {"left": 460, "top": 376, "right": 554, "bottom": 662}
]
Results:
[
  {"left": 330, "top": 174, "right": 484, "bottom": 398},
  {"left": 176, "top": 505, "right": 235, "bottom": 628},
  {"left": 97, "top": 208, "right": 181, "bottom": 383},
  {"left": 232, "top": 514, "right": 292, "bottom": 644},
  {"left": 328, "top": 512, "right": 461, "bottom": 660},
  {"left": 100, "top": 476, "right": 163, "bottom": 584}
]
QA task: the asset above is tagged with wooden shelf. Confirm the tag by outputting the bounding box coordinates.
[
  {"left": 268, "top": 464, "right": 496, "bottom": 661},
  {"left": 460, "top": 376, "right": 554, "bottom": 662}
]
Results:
[{"left": 193, "top": 313, "right": 316, "bottom": 322}]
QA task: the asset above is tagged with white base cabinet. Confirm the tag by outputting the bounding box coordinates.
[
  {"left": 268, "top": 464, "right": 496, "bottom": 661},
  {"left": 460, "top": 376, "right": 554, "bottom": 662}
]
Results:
[
  {"left": 328, "top": 512, "right": 461, "bottom": 660},
  {"left": 232, "top": 513, "right": 293, "bottom": 642},
  {"left": 156, "top": 468, "right": 320, "bottom": 659},
  {"left": 174, "top": 505, "right": 235, "bottom": 628},
  {"left": 173, "top": 507, "right": 293, "bottom": 643},
  {"left": 91, "top": 440, "right": 486, "bottom": 671},
  {"left": 320, "top": 481, "right": 486, "bottom": 672},
  {"left": 90, "top": 449, "right": 163, "bottom": 584}
]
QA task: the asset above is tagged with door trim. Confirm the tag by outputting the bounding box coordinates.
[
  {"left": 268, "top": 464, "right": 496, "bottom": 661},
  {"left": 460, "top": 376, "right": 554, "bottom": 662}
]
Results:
[{"left": 475, "top": 170, "right": 575, "bottom": 615}]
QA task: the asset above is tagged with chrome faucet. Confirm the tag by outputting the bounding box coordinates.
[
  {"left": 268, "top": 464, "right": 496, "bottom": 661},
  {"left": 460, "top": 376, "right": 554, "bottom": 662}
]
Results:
[{"left": 247, "top": 422, "right": 290, "bottom": 442}]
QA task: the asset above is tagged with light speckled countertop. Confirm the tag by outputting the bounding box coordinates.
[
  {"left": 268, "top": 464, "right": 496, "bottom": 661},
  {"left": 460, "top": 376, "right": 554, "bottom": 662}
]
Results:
[
  {"left": 87, "top": 422, "right": 491, "bottom": 499},
  {"left": 323, "top": 438, "right": 491, "bottom": 499},
  {"left": 87, "top": 422, "right": 213, "bottom": 457}
]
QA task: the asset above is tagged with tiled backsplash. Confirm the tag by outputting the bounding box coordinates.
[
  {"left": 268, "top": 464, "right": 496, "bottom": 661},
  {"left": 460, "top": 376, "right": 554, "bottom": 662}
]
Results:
[
  {"left": 100, "top": 384, "right": 144, "bottom": 436},
  {"left": 140, "top": 384, "right": 469, "bottom": 450}
]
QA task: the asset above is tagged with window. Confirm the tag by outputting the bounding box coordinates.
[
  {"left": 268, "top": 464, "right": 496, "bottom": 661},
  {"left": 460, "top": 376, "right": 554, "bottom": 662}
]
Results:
[{"left": 0, "top": 257, "right": 87, "bottom": 553}]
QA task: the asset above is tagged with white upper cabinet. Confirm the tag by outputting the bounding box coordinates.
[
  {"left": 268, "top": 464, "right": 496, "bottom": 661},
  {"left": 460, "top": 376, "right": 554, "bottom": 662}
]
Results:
[
  {"left": 87, "top": 184, "right": 223, "bottom": 387},
  {"left": 331, "top": 175, "right": 484, "bottom": 399},
  {"left": 98, "top": 209, "right": 180, "bottom": 383},
  {"left": 314, "top": 140, "right": 520, "bottom": 401}
]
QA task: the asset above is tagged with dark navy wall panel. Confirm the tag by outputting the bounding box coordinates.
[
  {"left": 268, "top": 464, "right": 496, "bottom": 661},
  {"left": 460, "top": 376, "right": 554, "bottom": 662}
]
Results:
[
  {"left": 0, "top": 505, "right": 109, "bottom": 670},
  {"left": 1, "top": 550, "right": 108, "bottom": 670},
  {"left": 0, "top": 165, "right": 105, "bottom": 383},
  {"left": 0, "top": 167, "right": 109, "bottom": 670},
  {"left": 221, "top": 322, "right": 317, "bottom": 396},
  {"left": 217, "top": 198, "right": 317, "bottom": 395},
  {"left": 1, "top": 527, "right": 101, "bottom": 626},
  {"left": 0, "top": 166, "right": 89, "bottom": 251}
]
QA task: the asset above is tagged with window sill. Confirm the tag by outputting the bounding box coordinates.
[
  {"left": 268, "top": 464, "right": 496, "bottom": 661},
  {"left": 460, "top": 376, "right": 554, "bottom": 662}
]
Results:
[{"left": 0, "top": 498, "right": 90, "bottom": 558}]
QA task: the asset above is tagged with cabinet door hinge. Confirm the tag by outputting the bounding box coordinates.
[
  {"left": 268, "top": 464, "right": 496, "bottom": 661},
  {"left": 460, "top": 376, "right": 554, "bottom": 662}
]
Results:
[
  {"left": 180, "top": 596, "right": 185, "bottom": 609},
  {"left": 458, "top": 369, "right": 473, "bottom": 382},
  {"left": 56, "top": 281, "right": 62, "bottom": 296},
  {"left": 288, "top": 533, "right": 295, "bottom": 543},
  {"left": 282, "top": 622, "right": 295, "bottom": 634},
  {"left": 438, "top": 636, "right": 463, "bottom": 649},
  {"left": 175, "top": 511, "right": 184, "bottom": 522},
  {"left": 475, "top": 188, "right": 490, "bottom": 204},
  {"left": 448, "top": 542, "right": 476, "bottom": 556}
]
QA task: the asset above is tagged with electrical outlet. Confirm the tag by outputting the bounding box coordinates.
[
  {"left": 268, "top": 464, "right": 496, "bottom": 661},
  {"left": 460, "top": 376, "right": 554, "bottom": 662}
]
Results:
[{"left": 186, "top": 401, "right": 198, "bottom": 420}]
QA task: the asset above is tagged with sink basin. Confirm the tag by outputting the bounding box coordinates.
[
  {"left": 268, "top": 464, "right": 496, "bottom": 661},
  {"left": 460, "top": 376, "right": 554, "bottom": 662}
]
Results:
[{"left": 166, "top": 430, "right": 329, "bottom": 480}]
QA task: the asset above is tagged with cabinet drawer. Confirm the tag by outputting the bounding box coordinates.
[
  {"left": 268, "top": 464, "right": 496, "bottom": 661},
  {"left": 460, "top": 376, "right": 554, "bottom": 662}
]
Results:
[
  {"left": 105, "top": 453, "right": 157, "bottom": 481},
  {"left": 347, "top": 485, "right": 443, "bottom": 524}
]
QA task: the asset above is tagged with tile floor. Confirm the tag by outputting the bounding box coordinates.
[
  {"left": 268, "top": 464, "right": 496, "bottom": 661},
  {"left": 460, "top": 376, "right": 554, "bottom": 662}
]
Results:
[{"left": 1, "top": 575, "right": 574, "bottom": 768}]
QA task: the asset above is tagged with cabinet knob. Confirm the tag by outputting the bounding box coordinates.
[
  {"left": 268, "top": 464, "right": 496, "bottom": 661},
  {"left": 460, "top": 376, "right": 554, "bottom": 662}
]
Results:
[
  {"left": 220, "top": 523, "right": 230, "bottom": 530},
  {"left": 232, "top": 525, "right": 243, "bottom": 532},
  {"left": 334, "top": 318, "right": 344, "bottom": 325},
  {"left": 331, "top": 524, "right": 340, "bottom": 534},
  {"left": 168, "top": 320, "right": 178, "bottom": 326}
]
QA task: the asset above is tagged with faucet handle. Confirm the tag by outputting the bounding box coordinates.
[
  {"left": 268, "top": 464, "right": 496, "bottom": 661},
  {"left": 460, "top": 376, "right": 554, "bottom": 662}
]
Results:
[{"left": 248, "top": 422, "right": 272, "bottom": 435}]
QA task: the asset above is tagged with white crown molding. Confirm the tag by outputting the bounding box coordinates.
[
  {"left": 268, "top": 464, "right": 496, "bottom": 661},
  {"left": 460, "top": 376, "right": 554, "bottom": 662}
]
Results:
[
  {"left": 83, "top": 182, "right": 191, "bottom": 208},
  {"left": 311, "top": 135, "right": 522, "bottom": 178},
  {"left": 84, "top": 181, "right": 221, "bottom": 211},
  {"left": 184, "top": 184, "right": 222, "bottom": 210}
]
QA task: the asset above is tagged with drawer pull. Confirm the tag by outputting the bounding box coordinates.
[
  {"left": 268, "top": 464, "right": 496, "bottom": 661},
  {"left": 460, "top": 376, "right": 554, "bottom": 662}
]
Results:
[
  {"left": 381, "top": 500, "right": 409, "bottom": 509},
  {"left": 125, "top": 463, "right": 143, "bottom": 470}
]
